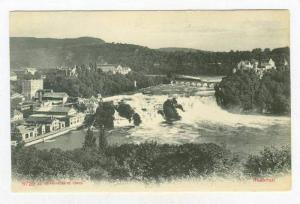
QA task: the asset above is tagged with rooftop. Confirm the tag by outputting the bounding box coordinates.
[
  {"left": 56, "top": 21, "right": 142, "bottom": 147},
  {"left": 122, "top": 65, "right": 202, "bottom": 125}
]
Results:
[
  {"left": 34, "top": 106, "right": 76, "bottom": 114},
  {"left": 26, "top": 116, "right": 58, "bottom": 124},
  {"left": 43, "top": 92, "right": 69, "bottom": 98}
]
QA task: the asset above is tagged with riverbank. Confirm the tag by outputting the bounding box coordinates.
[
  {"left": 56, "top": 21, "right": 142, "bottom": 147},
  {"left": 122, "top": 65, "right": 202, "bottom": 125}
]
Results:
[{"left": 24, "top": 125, "right": 82, "bottom": 147}]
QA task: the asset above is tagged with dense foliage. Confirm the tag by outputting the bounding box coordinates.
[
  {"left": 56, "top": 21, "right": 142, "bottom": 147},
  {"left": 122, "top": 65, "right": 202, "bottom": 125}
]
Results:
[
  {"left": 11, "top": 143, "right": 290, "bottom": 182},
  {"left": 12, "top": 143, "right": 240, "bottom": 181},
  {"left": 44, "top": 68, "right": 167, "bottom": 98},
  {"left": 215, "top": 68, "right": 290, "bottom": 114},
  {"left": 244, "top": 146, "right": 291, "bottom": 176}
]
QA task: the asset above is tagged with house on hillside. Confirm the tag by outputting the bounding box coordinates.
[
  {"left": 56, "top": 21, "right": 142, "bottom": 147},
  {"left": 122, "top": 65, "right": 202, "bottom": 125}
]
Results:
[
  {"left": 25, "top": 68, "right": 37, "bottom": 75},
  {"left": 97, "top": 63, "right": 132, "bottom": 75},
  {"left": 259, "top": 58, "right": 276, "bottom": 70},
  {"left": 116, "top": 66, "right": 132, "bottom": 75},
  {"left": 235, "top": 58, "right": 276, "bottom": 78},
  {"left": 57, "top": 66, "right": 78, "bottom": 77}
]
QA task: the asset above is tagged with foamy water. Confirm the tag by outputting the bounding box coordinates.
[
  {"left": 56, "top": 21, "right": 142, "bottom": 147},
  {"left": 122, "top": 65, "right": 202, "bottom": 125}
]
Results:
[{"left": 36, "top": 84, "right": 290, "bottom": 154}]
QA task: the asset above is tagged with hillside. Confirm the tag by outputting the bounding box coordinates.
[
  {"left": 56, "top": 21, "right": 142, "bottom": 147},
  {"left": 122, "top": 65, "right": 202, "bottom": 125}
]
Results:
[
  {"left": 10, "top": 37, "right": 289, "bottom": 76},
  {"left": 157, "top": 47, "right": 206, "bottom": 53},
  {"left": 10, "top": 37, "right": 106, "bottom": 70}
]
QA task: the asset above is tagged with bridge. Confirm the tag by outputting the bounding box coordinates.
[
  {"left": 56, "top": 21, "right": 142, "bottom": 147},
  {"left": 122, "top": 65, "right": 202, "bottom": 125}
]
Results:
[{"left": 172, "top": 75, "right": 222, "bottom": 88}]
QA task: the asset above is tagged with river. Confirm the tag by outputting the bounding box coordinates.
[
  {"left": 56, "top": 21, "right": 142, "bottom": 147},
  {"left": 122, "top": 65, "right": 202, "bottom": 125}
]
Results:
[{"left": 35, "top": 82, "right": 290, "bottom": 156}]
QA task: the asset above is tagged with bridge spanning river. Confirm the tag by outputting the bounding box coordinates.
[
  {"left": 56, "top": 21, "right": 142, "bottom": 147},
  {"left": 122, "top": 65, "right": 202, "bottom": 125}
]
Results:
[{"left": 172, "top": 75, "right": 222, "bottom": 88}]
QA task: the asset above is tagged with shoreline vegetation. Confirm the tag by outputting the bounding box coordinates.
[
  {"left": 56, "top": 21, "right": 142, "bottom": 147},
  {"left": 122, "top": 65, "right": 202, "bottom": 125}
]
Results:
[
  {"left": 12, "top": 143, "right": 291, "bottom": 183},
  {"left": 215, "top": 69, "right": 290, "bottom": 115}
]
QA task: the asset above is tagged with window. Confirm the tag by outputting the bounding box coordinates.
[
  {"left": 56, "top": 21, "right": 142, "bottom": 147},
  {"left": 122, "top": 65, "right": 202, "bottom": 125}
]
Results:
[{"left": 25, "top": 134, "right": 29, "bottom": 139}]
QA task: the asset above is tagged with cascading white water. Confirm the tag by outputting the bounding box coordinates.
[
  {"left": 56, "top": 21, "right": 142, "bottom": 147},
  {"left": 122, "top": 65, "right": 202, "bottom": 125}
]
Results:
[
  {"left": 36, "top": 83, "right": 290, "bottom": 154},
  {"left": 107, "top": 85, "right": 290, "bottom": 154}
]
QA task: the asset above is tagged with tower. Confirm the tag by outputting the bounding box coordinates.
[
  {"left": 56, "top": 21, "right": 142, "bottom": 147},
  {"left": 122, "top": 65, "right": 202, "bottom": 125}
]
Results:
[{"left": 22, "top": 79, "right": 43, "bottom": 100}]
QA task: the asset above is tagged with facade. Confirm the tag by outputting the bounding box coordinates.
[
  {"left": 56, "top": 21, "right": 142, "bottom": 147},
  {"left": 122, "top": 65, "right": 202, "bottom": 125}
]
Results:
[
  {"left": 22, "top": 79, "right": 44, "bottom": 100},
  {"left": 16, "top": 125, "right": 38, "bottom": 142},
  {"left": 26, "top": 116, "right": 64, "bottom": 133},
  {"left": 33, "top": 106, "right": 85, "bottom": 128},
  {"left": 67, "top": 113, "right": 86, "bottom": 127}
]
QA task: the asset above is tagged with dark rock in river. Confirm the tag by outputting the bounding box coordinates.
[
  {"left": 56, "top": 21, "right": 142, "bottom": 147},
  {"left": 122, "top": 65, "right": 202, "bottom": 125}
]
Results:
[
  {"left": 115, "top": 101, "right": 142, "bottom": 126},
  {"left": 159, "top": 98, "right": 184, "bottom": 122},
  {"left": 132, "top": 112, "right": 142, "bottom": 126},
  {"left": 115, "top": 102, "right": 135, "bottom": 121}
]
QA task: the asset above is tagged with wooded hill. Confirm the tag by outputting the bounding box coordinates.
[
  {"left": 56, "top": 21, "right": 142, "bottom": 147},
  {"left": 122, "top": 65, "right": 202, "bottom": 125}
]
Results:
[{"left": 10, "top": 37, "right": 289, "bottom": 76}]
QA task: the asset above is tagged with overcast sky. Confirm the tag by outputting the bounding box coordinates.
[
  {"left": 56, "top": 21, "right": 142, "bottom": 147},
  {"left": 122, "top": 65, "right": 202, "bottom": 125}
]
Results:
[{"left": 10, "top": 10, "right": 289, "bottom": 51}]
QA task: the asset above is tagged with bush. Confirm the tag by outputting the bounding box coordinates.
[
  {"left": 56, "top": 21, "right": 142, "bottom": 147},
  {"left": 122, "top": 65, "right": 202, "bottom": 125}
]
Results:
[{"left": 243, "top": 146, "right": 291, "bottom": 176}]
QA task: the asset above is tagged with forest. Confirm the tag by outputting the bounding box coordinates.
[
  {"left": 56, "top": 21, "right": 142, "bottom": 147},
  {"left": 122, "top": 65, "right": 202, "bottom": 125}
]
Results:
[
  {"left": 215, "top": 67, "right": 290, "bottom": 115},
  {"left": 44, "top": 68, "right": 168, "bottom": 98}
]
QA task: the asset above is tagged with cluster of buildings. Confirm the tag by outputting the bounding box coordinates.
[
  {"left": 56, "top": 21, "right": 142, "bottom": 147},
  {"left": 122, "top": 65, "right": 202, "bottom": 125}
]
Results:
[
  {"left": 55, "top": 63, "right": 132, "bottom": 77},
  {"left": 10, "top": 60, "right": 133, "bottom": 145},
  {"left": 11, "top": 78, "right": 86, "bottom": 144},
  {"left": 233, "top": 58, "right": 288, "bottom": 78}
]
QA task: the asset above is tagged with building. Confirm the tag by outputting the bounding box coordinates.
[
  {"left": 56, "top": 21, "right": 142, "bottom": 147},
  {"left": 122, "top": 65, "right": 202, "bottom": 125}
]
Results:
[
  {"left": 116, "top": 66, "right": 132, "bottom": 75},
  {"left": 33, "top": 106, "right": 77, "bottom": 116},
  {"left": 259, "top": 58, "right": 276, "bottom": 70},
  {"left": 57, "top": 66, "right": 78, "bottom": 77},
  {"left": 237, "top": 59, "right": 258, "bottom": 70},
  {"left": 22, "top": 79, "right": 43, "bottom": 100},
  {"left": 11, "top": 93, "right": 25, "bottom": 101},
  {"left": 10, "top": 71, "right": 17, "bottom": 81},
  {"left": 11, "top": 93, "right": 26, "bottom": 109},
  {"left": 26, "top": 116, "right": 65, "bottom": 133},
  {"left": 25, "top": 68, "right": 37, "bottom": 75},
  {"left": 15, "top": 125, "right": 38, "bottom": 142},
  {"left": 33, "top": 106, "right": 85, "bottom": 128},
  {"left": 78, "top": 96, "right": 99, "bottom": 114},
  {"left": 235, "top": 58, "right": 276, "bottom": 78},
  {"left": 11, "top": 109, "right": 23, "bottom": 122},
  {"left": 97, "top": 64, "right": 118, "bottom": 74},
  {"left": 97, "top": 63, "right": 132, "bottom": 75},
  {"left": 35, "top": 89, "right": 69, "bottom": 105}
]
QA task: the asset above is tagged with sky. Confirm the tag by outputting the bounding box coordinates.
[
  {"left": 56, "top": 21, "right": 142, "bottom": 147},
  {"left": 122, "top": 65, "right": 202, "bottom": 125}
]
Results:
[{"left": 10, "top": 10, "right": 289, "bottom": 51}]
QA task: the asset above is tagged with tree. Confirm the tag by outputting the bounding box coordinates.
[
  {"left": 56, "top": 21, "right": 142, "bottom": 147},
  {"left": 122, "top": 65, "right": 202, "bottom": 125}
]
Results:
[
  {"left": 83, "top": 128, "right": 96, "bottom": 150},
  {"left": 98, "top": 125, "right": 107, "bottom": 151},
  {"left": 95, "top": 101, "right": 115, "bottom": 129},
  {"left": 11, "top": 125, "right": 25, "bottom": 150}
]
